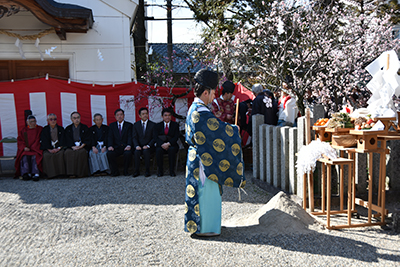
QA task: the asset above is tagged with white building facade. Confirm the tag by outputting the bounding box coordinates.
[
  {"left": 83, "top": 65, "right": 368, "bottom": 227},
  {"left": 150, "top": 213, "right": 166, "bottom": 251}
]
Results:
[{"left": 0, "top": 0, "right": 139, "bottom": 83}]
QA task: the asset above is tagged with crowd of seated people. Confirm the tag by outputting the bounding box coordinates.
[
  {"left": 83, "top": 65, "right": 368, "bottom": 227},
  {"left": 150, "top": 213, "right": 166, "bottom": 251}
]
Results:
[{"left": 14, "top": 107, "right": 181, "bottom": 180}]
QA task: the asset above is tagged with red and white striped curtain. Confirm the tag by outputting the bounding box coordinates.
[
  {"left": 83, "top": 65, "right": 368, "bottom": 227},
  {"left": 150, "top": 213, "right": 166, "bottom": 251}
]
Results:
[{"left": 0, "top": 78, "right": 194, "bottom": 156}]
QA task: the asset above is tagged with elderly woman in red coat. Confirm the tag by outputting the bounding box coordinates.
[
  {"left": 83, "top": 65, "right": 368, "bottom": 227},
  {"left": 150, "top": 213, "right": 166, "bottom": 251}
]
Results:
[{"left": 15, "top": 115, "right": 43, "bottom": 181}]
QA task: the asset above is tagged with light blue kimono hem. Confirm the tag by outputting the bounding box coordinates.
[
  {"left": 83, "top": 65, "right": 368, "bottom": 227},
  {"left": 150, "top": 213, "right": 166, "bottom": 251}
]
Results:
[{"left": 198, "top": 177, "right": 222, "bottom": 234}]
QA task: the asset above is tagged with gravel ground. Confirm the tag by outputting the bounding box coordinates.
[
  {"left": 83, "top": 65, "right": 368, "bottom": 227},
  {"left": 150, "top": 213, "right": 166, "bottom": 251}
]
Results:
[{"left": 0, "top": 171, "right": 399, "bottom": 266}]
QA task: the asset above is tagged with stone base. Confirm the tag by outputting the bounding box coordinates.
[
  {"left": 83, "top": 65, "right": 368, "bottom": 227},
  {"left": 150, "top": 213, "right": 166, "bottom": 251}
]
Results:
[{"left": 393, "top": 209, "right": 400, "bottom": 233}]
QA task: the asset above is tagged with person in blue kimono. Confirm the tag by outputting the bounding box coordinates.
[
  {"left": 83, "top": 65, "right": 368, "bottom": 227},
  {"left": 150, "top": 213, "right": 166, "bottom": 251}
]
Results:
[{"left": 184, "top": 69, "right": 246, "bottom": 237}]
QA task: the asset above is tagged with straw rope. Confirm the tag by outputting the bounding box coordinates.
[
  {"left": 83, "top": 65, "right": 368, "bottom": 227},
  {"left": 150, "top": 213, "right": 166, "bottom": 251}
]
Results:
[{"left": 0, "top": 28, "right": 55, "bottom": 40}]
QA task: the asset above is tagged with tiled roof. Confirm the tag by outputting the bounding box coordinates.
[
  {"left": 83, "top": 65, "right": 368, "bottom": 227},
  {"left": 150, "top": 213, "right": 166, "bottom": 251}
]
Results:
[
  {"left": 41, "top": 0, "right": 91, "bottom": 11},
  {"left": 148, "top": 43, "right": 205, "bottom": 74}
]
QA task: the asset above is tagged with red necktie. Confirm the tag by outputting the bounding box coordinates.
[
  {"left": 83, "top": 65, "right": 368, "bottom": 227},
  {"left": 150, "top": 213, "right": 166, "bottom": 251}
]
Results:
[{"left": 164, "top": 124, "right": 169, "bottom": 135}]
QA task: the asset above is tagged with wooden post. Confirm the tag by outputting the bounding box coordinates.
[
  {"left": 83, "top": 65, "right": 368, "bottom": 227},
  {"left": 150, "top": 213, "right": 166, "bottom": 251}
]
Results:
[
  {"left": 340, "top": 159, "right": 344, "bottom": 211},
  {"left": 368, "top": 152, "right": 373, "bottom": 223},
  {"left": 380, "top": 151, "right": 386, "bottom": 223},
  {"left": 304, "top": 107, "right": 313, "bottom": 210},
  {"left": 348, "top": 162, "right": 352, "bottom": 226},
  {"left": 327, "top": 164, "right": 332, "bottom": 228},
  {"left": 303, "top": 173, "right": 307, "bottom": 210},
  {"left": 321, "top": 163, "right": 326, "bottom": 213}
]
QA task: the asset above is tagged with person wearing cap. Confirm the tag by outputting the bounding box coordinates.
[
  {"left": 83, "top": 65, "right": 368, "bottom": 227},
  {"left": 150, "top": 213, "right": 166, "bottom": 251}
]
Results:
[
  {"left": 211, "top": 80, "right": 236, "bottom": 124},
  {"left": 184, "top": 69, "right": 246, "bottom": 237},
  {"left": 15, "top": 115, "right": 43, "bottom": 181}
]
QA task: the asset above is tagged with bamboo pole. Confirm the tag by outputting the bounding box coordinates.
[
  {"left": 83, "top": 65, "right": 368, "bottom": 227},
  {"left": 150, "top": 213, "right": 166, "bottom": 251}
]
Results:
[{"left": 235, "top": 98, "right": 239, "bottom": 125}]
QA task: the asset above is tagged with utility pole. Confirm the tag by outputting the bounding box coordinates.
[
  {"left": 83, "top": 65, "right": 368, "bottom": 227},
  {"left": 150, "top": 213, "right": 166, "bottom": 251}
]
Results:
[{"left": 167, "top": 0, "right": 173, "bottom": 70}]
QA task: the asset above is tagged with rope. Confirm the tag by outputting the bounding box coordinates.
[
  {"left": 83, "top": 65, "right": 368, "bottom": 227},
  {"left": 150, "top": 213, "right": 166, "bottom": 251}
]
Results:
[{"left": 0, "top": 28, "right": 55, "bottom": 40}]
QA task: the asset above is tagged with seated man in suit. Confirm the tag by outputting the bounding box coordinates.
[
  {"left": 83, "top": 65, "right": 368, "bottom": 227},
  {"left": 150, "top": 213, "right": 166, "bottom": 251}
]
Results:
[
  {"left": 64, "top": 111, "right": 91, "bottom": 178},
  {"left": 154, "top": 107, "right": 180, "bottom": 177},
  {"left": 40, "top": 113, "right": 66, "bottom": 178},
  {"left": 107, "top": 108, "right": 133, "bottom": 176},
  {"left": 132, "top": 107, "right": 155, "bottom": 177},
  {"left": 89, "top": 113, "right": 110, "bottom": 175}
]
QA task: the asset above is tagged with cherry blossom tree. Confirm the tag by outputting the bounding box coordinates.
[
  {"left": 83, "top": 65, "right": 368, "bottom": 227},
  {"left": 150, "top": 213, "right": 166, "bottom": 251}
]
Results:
[
  {"left": 130, "top": 50, "right": 200, "bottom": 120},
  {"left": 200, "top": 0, "right": 400, "bottom": 114}
]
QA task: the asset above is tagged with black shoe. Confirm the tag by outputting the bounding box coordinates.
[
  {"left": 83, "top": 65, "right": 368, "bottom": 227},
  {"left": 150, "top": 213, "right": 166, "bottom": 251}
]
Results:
[
  {"left": 32, "top": 174, "right": 40, "bottom": 182},
  {"left": 111, "top": 172, "right": 119, "bottom": 177},
  {"left": 132, "top": 172, "right": 140, "bottom": 177},
  {"left": 21, "top": 173, "right": 31, "bottom": 181},
  {"left": 157, "top": 173, "right": 163, "bottom": 177},
  {"left": 123, "top": 171, "right": 130, "bottom": 176},
  {"left": 170, "top": 172, "right": 176, "bottom": 177},
  {"left": 144, "top": 172, "right": 151, "bottom": 177}
]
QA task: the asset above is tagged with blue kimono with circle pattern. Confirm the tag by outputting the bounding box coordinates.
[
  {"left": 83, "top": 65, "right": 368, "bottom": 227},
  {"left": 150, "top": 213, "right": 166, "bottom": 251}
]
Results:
[{"left": 184, "top": 100, "right": 245, "bottom": 234}]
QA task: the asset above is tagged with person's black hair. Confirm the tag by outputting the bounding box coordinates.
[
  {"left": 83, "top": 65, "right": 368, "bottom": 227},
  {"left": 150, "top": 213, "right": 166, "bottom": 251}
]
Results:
[
  {"left": 222, "top": 80, "right": 235, "bottom": 95},
  {"left": 70, "top": 111, "right": 80, "bottom": 118},
  {"left": 114, "top": 108, "right": 124, "bottom": 115},
  {"left": 264, "top": 89, "right": 275, "bottom": 99},
  {"left": 161, "top": 107, "right": 173, "bottom": 116},
  {"left": 27, "top": 115, "right": 36, "bottom": 120},
  {"left": 93, "top": 113, "right": 103, "bottom": 119},
  {"left": 139, "top": 107, "right": 149, "bottom": 115},
  {"left": 193, "top": 83, "right": 212, "bottom": 98},
  {"left": 24, "top": 110, "right": 33, "bottom": 126}
]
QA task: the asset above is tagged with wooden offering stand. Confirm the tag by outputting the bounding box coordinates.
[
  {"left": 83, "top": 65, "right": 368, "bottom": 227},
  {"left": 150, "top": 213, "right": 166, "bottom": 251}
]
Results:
[
  {"left": 375, "top": 117, "right": 398, "bottom": 135},
  {"left": 305, "top": 156, "right": 355, "bottom": 229},
  {"left": 349, "top": 130, "right": 381, "bottom": 151},
  {"left": 312, "top": 126, "right": 351, "bottom": 142},
  {"left": 346, "top": 129, "right": 390, "bottom": 226},
  {"left": 312, "top": 126, "right": 331, "bottom": 142}
]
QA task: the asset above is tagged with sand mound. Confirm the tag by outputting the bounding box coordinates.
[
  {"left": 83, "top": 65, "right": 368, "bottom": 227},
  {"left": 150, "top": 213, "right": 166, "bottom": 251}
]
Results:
[{"left": 223, "top": 192, "right": 320, "bottom": 235}]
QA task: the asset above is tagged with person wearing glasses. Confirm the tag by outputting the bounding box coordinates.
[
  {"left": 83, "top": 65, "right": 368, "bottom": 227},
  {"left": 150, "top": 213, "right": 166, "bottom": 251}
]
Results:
[
  {"left": 64, "top": 111, "right": 91, "bottom": 178},
  {"left": 40, "top": 113, "right": 66, "bottom": 178},
  {"left": 15, "top": 115, "right": 43, "bottom": 181}
]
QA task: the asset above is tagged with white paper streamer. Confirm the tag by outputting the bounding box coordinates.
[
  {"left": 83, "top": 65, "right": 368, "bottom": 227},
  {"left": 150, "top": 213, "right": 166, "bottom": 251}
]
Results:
[
  {"left": 97, "top": 49, "right": 104, "bottom": 61},
  {"left": 35, "top": 38, "right": 44, "bottom": 61},
  {"left": 45, "top": 46, "right": 57, "bottom": 58},
  {"left": 15, "top": 38, "right": 26, "bottom": 59},
  {"left": 365, "top": 50, "right": 400, "bottom": 117}
]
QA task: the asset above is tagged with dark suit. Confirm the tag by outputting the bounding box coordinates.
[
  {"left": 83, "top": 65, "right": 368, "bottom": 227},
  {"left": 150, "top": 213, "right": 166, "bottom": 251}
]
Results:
[
  {"left": 107, "top": 121, "right": 133, "bottom": 176},
  {"left": 132, "top": 120, "right": 155, "bottom": 175},
  {"left": 154, "top": 120, "right": 180, "bottom": 176}
]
